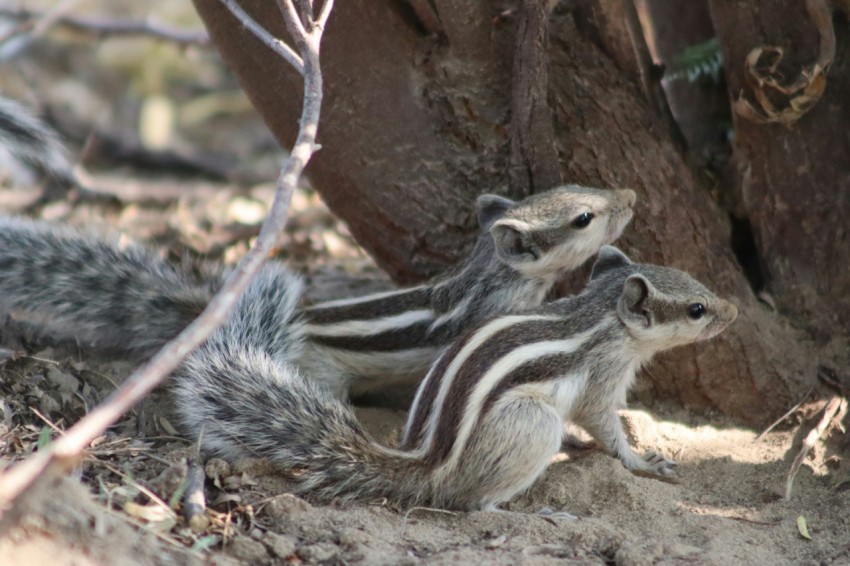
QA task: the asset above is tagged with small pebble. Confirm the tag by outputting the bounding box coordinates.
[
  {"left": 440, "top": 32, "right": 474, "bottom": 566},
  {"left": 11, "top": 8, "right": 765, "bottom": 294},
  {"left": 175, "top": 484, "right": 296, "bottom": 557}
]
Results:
[
  {"left": 263, "top": 493, "right": 313, "bottom": 519},
  {"left": 226, "top": 535, "right": 269, "bottom": 563},
  {"left": 296, "top": 543, "right": 339, "bottom": 563},
  {"left": 263, "top": 532, "right": 298, "bottom": 559}
]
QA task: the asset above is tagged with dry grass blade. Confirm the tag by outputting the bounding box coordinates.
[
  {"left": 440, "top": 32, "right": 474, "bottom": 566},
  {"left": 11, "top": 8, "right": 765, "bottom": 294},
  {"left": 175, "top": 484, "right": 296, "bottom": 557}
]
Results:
[{"left": 0, "top": 0, "right": 333, "bottom": 528}]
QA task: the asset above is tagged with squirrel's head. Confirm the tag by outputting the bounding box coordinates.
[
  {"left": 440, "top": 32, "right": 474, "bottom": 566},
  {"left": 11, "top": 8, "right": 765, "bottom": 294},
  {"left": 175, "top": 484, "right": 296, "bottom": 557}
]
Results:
[
  {"left": 476, "top": 185, "right": 636, "bottom": 279},
  {"left": 590, "top": 246, "right": 738, "bottom": 356}
]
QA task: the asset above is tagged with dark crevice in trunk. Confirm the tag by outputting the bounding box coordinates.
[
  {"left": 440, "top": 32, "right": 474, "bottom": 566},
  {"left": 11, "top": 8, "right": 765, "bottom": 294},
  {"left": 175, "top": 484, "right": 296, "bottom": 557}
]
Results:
[{"left": 729, "top": 214, "right": 765, "bottom": 294}]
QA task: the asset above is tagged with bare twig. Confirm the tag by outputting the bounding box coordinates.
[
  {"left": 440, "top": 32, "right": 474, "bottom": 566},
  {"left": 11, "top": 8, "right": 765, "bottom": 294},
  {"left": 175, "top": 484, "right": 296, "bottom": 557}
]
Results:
[
  {"left": 292, "top": 0, "right": 315, "bottom": 34},
  {"left": 275, "top": 0, "right": 310, "bottom": 48},
  {"left": 0, "top": 8, "right": 210, "bottom": 46},
  {"left": 784, "top": 396, "right": 848, "bottom": 499},
  {"left": 0, "top": 0, "right": 332, "bottom": 527},
  {"left": 26, "top": 0, "right": 83, "bottom": 39},
  {"left": 316, "top": 0, "right": 334, "bottom": 30},
  {"left": 29, "top": 407, "right": 64, "bottom": 436},
  {"left": 755, "top": 386, "right": 814, "bottom": 441},
  {"left": 219, "top": 0, "right": 304, "bottom": 76},
  {"left": 0, "top": 0, "right": 83, "bottom": 60}
]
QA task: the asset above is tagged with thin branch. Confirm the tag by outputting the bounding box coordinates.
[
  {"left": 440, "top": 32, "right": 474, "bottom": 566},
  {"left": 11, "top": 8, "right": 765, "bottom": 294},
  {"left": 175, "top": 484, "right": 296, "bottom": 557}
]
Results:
[
  {"left": 0, "top": 0, "right": 83, "bottom": 53},
  {"left": 293, "top": 0, "right": 315, "bottom": 34},
  {"left": 220, "top": 0, "right": 304, "bottom": 77},
  {"left": 275, "top": 0, "right": 309, "bottom": 47},
  {"left": 784, "top": 396, "right": 847, "bottom": 499},
  {"left": 0, "top": 0, "right": 331, "bottom": 526},
  {"left": 0, "top": 8, "right": 209, "bottom": 46},
  {"left": 317, "top": 0, "right": 334, "bottom": 31},
  {"left": 28, "top": 0, "right": 83, "bottom": 39}
]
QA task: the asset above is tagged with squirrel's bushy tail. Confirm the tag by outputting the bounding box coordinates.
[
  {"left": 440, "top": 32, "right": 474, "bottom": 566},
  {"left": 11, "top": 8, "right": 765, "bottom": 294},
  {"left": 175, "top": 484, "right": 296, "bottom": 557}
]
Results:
[
  {"left": 0, "top": 96, "right": 75, "bottom": 185},
  {"left": 173, "top": 272, "right": 428, "bottom": 505},
  {"left": 0, "top": 216, "right": 226, "bottom": 356}
]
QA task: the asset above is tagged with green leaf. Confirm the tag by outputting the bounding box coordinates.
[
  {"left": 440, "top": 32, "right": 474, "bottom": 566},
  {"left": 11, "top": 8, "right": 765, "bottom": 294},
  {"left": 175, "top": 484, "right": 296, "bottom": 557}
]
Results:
[
  {"left": 168, "top": 475, "right": 190, "bottom": 510},
  {"left": 37, "top": 427, "right": 52, "bottom": 449},
  {"left": 191, "top": 535, "right": 220, "bottom": 552},
  {"left": 666, "top": 37, "right": 724, "bottom": 84}
]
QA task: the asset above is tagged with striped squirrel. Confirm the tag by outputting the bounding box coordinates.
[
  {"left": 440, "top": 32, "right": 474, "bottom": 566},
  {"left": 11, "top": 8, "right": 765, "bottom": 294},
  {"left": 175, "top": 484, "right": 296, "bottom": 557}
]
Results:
[
  {"left": 174, "top": 246, "right": 738, "bottom": 510},
  {"left": 0, "top": 188, "right": 635, "bottom": 397}
]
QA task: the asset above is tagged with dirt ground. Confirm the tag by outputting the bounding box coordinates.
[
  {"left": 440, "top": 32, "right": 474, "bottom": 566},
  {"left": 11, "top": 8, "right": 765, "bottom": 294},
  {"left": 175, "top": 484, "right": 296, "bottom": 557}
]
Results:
[{"left": 1, "top": 3, "right": 849, "bottom": 565}]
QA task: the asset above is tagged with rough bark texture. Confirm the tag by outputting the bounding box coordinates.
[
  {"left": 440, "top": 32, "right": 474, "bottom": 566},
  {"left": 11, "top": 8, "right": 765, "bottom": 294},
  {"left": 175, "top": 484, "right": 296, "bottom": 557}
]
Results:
[
  {"left": 191, "top": 0, "right": 815, "bottom": 425},
  {"left": 709, "top": 2, "right": 850, "bottom": 348},
  {"left": 571, "top": 0, "right": 641, "bottom": 81},
  {"left": 508, "top": 0, "right": 562, "bottom": 194}
]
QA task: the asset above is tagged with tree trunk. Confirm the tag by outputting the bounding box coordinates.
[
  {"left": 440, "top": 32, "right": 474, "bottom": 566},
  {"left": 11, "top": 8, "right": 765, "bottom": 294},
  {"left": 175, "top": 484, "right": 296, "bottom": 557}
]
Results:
[
  {"left": 191, "top": 0, "right": 815, "bottom": 425},
  {"left": 708, "top": 1, "right": 850, "bottom": 358}
]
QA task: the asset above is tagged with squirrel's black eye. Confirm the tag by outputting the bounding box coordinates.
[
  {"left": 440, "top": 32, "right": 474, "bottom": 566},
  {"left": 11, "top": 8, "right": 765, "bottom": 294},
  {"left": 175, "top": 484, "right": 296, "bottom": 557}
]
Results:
[
  {"left": 687, "top": 303, "right": 706, "bottom": 320},
  {"left": 572, "top": 212, "right": 594, "bottom": 229}
]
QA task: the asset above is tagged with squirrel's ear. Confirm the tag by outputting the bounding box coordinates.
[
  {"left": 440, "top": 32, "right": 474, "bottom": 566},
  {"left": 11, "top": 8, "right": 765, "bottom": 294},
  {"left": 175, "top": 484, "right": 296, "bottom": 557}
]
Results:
[
  {"left": 617, "top": 273, "right": 655, "bottom": 329},
  {"left": 591, "top": 246, "right": 633, "bottom": 280},
  {"left": 491, "top": 219, "right": 539, "bottom": 262},
  {"left": 477, "top": 194, "right": 516, "bottom": 230}
]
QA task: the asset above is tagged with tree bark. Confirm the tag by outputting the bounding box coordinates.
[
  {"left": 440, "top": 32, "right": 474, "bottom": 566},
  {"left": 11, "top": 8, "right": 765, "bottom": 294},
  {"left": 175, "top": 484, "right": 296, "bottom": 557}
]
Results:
[
  {"left": 508, "top": 0, "right": 562, "bottom": 195},
  {"left": 191, "top": 0, "right": 815, "bottom": 425},
  {"left": 709, "top": 1, "right": 850, "bottom": 350}
]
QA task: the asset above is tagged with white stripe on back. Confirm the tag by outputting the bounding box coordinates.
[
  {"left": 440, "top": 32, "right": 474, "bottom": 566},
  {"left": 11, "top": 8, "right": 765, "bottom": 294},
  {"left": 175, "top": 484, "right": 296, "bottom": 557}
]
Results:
[
  {"left": 412, "top": 314, "right": 561, "bottom": 453},
  {"left": 305, "top": 285, "right": 428, "bottom": 310},
  {"left": 304, "top": 309, "right": 433, "bottom": 337},
  {"left": 437, "top": 318, "right": 609, "bottom": 473},
  {"left": 429, "top": 293, "right": 474, "bottom": 331}
]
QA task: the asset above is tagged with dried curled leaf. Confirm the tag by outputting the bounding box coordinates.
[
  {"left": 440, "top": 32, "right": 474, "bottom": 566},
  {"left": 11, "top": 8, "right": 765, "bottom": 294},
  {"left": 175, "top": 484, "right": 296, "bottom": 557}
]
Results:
[{"left": 733, "top": 0, "right": 835, "bottom": 125}]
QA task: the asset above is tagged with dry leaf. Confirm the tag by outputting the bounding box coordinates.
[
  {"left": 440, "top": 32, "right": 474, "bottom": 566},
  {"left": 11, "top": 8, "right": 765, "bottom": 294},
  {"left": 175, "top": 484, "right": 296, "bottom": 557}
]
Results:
[
  {"left": 124, "top": 501, "right": 177, "bottom": 533},
  {"left": 797, "top": 515, "right": 812, "bottom": 540}
]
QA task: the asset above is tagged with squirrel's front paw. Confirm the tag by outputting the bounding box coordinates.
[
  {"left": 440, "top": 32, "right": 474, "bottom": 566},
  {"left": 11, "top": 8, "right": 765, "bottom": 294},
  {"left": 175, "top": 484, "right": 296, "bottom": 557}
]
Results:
[{"left": 640, "top": 451, "right": 677, "bottom": 477}]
